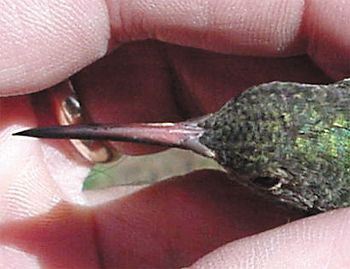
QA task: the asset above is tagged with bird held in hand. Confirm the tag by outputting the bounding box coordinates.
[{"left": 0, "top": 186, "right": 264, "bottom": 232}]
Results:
[{"left": 15, "top": 79, "right": 350, "bottom": 213}]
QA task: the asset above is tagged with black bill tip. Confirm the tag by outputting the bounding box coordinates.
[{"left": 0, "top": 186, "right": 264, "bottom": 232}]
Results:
[
  {"left": 13, "top": 126, "right": 75, "bottom": 139},
  {"left": 13, "top": 128, "right": 42, "bottom": 138}
]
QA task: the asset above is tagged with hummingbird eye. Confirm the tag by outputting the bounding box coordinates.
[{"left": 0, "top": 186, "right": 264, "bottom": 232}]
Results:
[{"left": 250, "top": 176, "right": 280, "bottom": 190}]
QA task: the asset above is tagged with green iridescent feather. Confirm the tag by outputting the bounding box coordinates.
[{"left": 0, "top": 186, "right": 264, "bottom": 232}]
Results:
[{"left": 199, "top": 79, "right": 350, "bottom": 211}]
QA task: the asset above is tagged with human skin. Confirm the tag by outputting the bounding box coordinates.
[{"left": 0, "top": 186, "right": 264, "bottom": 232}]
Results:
[{"left": 0, "top": 0, "right": 350, "bottom": 268}]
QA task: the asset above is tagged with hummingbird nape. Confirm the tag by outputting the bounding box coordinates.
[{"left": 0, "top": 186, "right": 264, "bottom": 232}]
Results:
[{"left": 14, "top": 79, "right": 350, "bottom": 213}]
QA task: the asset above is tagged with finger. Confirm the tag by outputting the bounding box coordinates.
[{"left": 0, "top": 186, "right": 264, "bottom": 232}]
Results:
[
  {"left": 189, "top": 207, "right": 350, "bottom": 268},
  {"left": 163, "top": 44, "right": 330, "bottom": 114},
  {"left": 107, "top": 0, "right": 350, "bottom": 78},
  {"left": 305, "top": 0, "right": 350, "bottom": 79},
  {"left": 92, "top": 170, "right": 302, "bottom": 268},
  {"left": 107, "top": 0, "right": 306, "bottom": 55},
  {"left": 0, "top": 203, "right": 101, "bottom": 269},
  {"left": 0, "top": 95, "right": 139, "bottom": 268},
  {"left": 2, "top": 1, "right": 349, "bottom": 98},
  {"left": 0, "top": 170, "right": 303, "bottom": 268},
  {"left": 0, "top": 0, "right": 110, "bottom": 96},
  {"left": 0, "top": 96, "right": 91, "bottom": 218},
  {"left": 74, "top": 41, "right": 329, "bottom": 117}
]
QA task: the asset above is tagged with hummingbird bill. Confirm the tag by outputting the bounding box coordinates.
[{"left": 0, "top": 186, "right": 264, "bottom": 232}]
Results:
[{"left": 14, "top": 79, "right": 350, "bottom": 213}]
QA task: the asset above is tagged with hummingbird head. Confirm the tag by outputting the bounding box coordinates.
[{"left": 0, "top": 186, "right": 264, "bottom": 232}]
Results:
[{"left": 198, "top": 81, "right": 350, "bottom": 211}]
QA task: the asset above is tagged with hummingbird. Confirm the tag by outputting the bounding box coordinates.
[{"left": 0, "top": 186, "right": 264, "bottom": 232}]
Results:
[{"left": 14, "top": 79, "right": 350, "bottom": 213}]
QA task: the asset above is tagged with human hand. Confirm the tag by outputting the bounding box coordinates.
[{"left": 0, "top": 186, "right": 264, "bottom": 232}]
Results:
[{"left": 1, "top": 1, "right": 350, "bottom": 268}]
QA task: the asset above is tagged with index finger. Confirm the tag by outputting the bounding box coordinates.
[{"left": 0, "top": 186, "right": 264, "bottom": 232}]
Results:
[{"left": 0, "top": 0, "right": 349, "bottom": 96}]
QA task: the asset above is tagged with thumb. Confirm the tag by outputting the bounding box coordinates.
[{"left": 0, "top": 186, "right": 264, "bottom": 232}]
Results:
[
  {"left": 0, "top": 0, "right": 110, "bottom": 96},
  {"left": 189, "top": 208, "right": 350, "bottom": 268}
]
